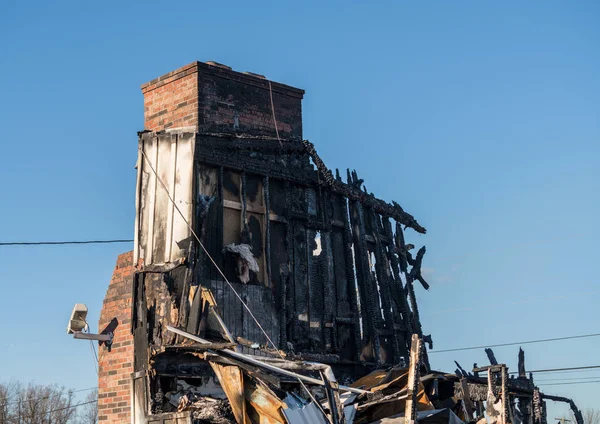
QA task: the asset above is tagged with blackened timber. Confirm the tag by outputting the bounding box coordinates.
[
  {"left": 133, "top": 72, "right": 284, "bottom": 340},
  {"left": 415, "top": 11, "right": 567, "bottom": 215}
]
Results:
[
  {"left": 383, "top": 217, "right": 413, "bottom": 349},
  {"left": 293, "top": 220, "right": 310, "bottom": 352},
  {"left": 459, "top": 378, "right": 475, "bottom": 421},
  {"left": 342, "top": 197, "right": 362, "bottom": 362},
  {"left": 408, "top": 246, "right": 430, "bottom": 290},
  {"left": 307, "top": 227, "right": 324, "bottom": 351},
  {"left": 349, "top": 196, "right": 381, "bottom": 364},
  {"left": 368, "top": 207, "right": 401, "bottom": 363},
  {"left": 304, "top": 140, "right": 426, "bottom": 234},
  {"left": 217, "top": 167, "right": 225, "bottom": 280},
  {"left": 394, "top": 223, "right": 409, "bottom": 274},
  {"left": 397, "top": 224, "right": 423, "bottom": 339},
  {"left": 263, "top": 176, "right": 272, "bottom": 289},
  {"left": 486, "top": 348, "right": 499, "bottom": 366},
  {"left": 283, "top": 180, "right": 293, "bottom": 351},
  {"left": 240, "top": 171, "right": 248, "bottom": 240},
  {"left": 540, "top": 394, "right": 583, "bottom": 424},
  {"left": 194, "top": 135, "right": 426, "bottom": 234},
  {"left": 518, "top": 348, "right": 526, "bottom": 378},
  {"left": 321, "top": 231, "right": 336, "bottom": 353}
]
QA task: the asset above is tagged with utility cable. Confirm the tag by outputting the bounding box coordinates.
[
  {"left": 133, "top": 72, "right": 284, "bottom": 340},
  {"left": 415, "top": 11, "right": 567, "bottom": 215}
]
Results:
[
  {"left": 535, "top": 376, "right": 600, "bottom": 382},
  {"left": 0, "top": 239, "right": 133, "bottom": 246},
  {"left": 538, "top": 380, "right": 600, "bottom": 386},
  {"left": 1, "top": 387, "right": 97, "bottom": 406},
  {"left": 47, "top": 399, "right": 97, "bottom": 414},
  {"left": 429, "top": 332, "right": 600, "bottom": 354},
  {"left": 139, "top": 148, "right": 333, "bottom": 423},
  {"left": 510, "top": 365, "right": 600, "bottom": 375}
]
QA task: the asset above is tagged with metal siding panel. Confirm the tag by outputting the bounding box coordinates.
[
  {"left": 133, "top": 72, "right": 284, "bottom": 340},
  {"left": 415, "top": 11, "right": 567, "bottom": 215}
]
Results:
[
  {"left": 152, "top": 135, "right": 173, "bottom": 263},
  {"left": 134, "top": 143, "right": 143, "bottom": 264},
  {"left": 171, "top": 133, "right": 194, "bottom": 262},
  {"left": 164, "top": 136, "right": 177, "bottom": 262},
  {"left": 136, "top": 133, "right": 194, "bottom": 266}
]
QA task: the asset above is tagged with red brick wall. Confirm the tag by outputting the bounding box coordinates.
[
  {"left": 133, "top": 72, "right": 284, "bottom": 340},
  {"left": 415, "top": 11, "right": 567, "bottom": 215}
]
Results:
[
  {"left": 141, "top": 61, "right": 304, "bottom": 139},
  {"left": 98, "top": 251, "right": 135, "bottom": 423},
  {"left": 141, "top": 62, "right": 199, "bottom": 132}
]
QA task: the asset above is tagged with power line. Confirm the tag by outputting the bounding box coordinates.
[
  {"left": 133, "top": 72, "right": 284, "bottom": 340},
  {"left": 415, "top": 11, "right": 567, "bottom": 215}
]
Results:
[
  {"left": 1, "top": 387, "right": 97, "bottom": 406},
  {"left": 538, "top": 380, "right": 600, "bottom": 386},
  {"left": 525, "top": 368, "right": 600, "bottom": 375},
  {"left": 511, "top": 365, "right": 600, "bottom": 375},
  {"left": 47, "top": 399, "right": 97, "bottom": 414},
  {"left": 535, "top": 376, "right": 600, "bottom": 382},
  {"left": 429, "top": 332, "right": 600, "bottom": 354},
  {"left": 0, "top": 239, "right": 133, "bottom": 246}
]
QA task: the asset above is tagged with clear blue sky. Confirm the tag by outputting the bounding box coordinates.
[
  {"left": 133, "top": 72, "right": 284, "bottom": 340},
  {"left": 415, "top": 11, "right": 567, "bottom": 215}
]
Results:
[{"left": 0, "top": 0, "right": 598, "bottom": 419}]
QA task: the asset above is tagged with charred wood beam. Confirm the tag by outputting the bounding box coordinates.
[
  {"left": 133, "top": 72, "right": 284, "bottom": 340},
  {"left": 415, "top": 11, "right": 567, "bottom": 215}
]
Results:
[
  {"left": 460, "top": 378, "right": 475, "bottom": 422},
  {"left": 485, "top": 348, "right": 499, "bottom": 366},
  {"left": 455, "top": 361, "right": 471, "bottom": 378},
  {"left": 541, "top": 394, "right": 583, "bottom": 424},
  {"left": 501, "top": 365, "right": 512, "bottom": 424},
  {"left": 349, "top": 195, "right": 381, "bottom": 365},
  {"left": 395, "top": 225, "right": 422, "bottom": 336},
  {"left": 342, "top": 197, "right": 363, "bottom": 362},
  {"left": 533, "top": 388, "right": 547, "bottom": 424},
  {"left": 304, "top": 140, "right": 426, "bottom": 234},
  {"left": 368, "top": 208, "right": 401, "bottom": 363},
  {"left": 217, "top": 166, "right": 225, "bottom": 277},
  {"left": 282, "top": 180, "right": 292, "bottom": 351},
  {"left": 264, "top": 176, "right": 272, "bottom": 289},
  {"left": 395, "top": 224, "right": 430, "bottom": 368},
  {"left": 192, "top": 136, "right": 426, "bottom": 233},
  {"left": 407, "top": 246, "right": 430, "bottom": 290},
  {"left": 385, "top": 220, "right": 414, "bottom": 350},
  {"left": 518, "top": 347, "right": 526, "bottom": 378}
]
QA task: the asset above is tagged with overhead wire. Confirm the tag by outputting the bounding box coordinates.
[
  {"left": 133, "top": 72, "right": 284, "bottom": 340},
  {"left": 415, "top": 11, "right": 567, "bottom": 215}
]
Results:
[
  {"left": 510, "top": 365, "right": 600, "bottom": 375},
  {"left": 138, "top": 148, "right": 333, "bottom": 423},
  {"left": 534, "top": 376, "right": 600, "bottom": 382},
  {"left": 0, "top": 239, "right": 132, "bottom": 246},
  {"left": 1, "top": 387, "right": 97, "bottom": 406},
  {"left": 47, "top": 399, "right": 97, "bottom": 414},
  {"left": 429, "top": 332, "right": 600, "bottom": 354},
  {"left": 537, "top": 380, "right": 600, "bottom": 386}
]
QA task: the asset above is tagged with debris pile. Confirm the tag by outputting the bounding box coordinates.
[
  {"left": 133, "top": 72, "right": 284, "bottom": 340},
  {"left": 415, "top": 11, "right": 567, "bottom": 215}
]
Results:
[{"left": 142, "top": 296, "right": 583, "bottom": 424}]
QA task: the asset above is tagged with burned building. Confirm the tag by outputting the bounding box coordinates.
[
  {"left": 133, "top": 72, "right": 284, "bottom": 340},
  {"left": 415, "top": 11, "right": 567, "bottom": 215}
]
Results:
[{"left": 97, "top": 61, "right": 582, "bottom": 424}]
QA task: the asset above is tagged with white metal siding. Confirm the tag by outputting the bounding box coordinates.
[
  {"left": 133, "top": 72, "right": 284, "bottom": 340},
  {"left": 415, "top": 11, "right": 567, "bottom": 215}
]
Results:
[{"left": 134, "top": 132, "right": 195, "bottom": 266}]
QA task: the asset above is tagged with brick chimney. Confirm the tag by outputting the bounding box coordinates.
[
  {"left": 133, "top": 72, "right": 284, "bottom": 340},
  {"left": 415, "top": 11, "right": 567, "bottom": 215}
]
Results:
[
  {"left": 141, "top": 61, "right": 305, "bottom": 139},
  {"left": 98, "top": 61, "right": 304, "bottom": 424}
]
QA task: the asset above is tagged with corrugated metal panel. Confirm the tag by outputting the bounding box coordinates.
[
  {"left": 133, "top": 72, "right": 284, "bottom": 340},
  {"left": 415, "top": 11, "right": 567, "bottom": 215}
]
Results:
[{"left": 135, "top": 132, "right": 195, "bottom": 266}]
